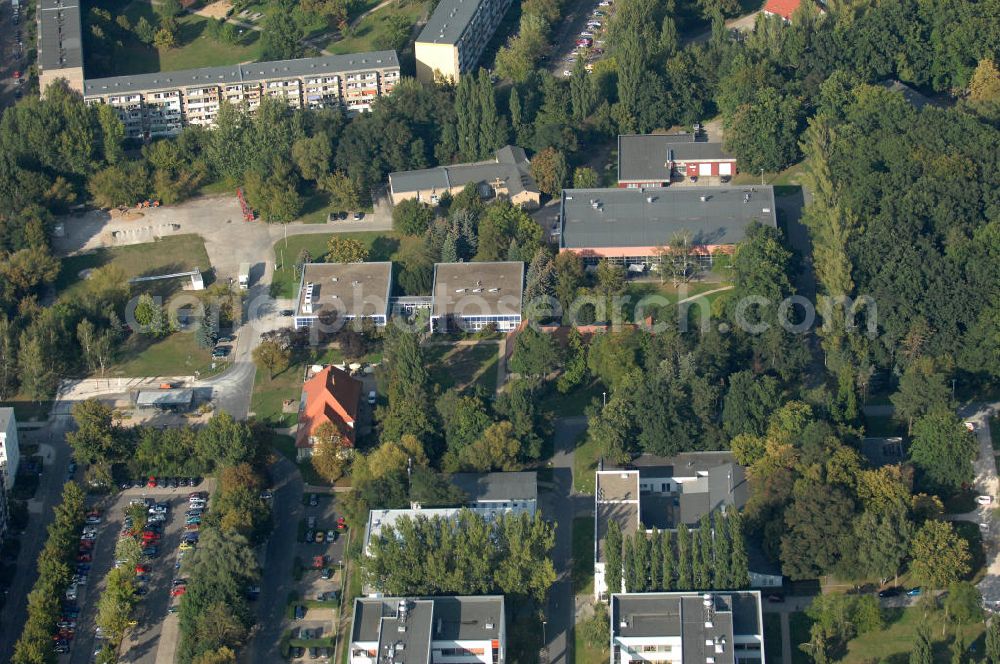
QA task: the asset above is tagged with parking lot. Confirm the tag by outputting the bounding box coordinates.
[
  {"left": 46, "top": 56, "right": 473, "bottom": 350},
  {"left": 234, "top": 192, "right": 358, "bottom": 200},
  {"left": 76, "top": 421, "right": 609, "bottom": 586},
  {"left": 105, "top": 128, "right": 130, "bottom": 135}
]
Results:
[
  {"left": 65, "top": 481, "right": 212, "bottom": 664},
  {"left": 0, "top": 0, "right": 27, "bottom": 110},
  {"left": 283, "top": 492, "right": 347, "bottom": 661},
  {"left": 550, "top": 0, "right": 614, "bottom": 76}
]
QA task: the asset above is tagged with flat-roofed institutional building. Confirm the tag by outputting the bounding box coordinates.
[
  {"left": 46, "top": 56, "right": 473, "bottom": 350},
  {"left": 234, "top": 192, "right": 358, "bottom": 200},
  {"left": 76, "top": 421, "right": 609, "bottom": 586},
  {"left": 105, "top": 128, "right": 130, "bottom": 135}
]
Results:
[
  {"left": 83, "top": 52, "right": 401, "bottom": 139},
  {"left": 414, "top": 0, "right": 514, "bottom": 82},
  {"left": 611, "top": 591, "right": 765, "bottom": 663},
  {"left": 293, "top": 262, "right": 394, "bottom": 330},
  {"left": 431, "top": 262, "right": 524, "bottom": 333},
  {"left": 559, "top": 186, "right": 777, "bottom": 269},
  {"left": 351, "top": 596, "right": 506, "bottom": 664}
]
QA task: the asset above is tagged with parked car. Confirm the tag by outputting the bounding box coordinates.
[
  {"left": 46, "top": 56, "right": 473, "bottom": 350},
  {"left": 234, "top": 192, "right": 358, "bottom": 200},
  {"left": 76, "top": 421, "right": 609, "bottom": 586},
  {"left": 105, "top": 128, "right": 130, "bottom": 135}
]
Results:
[
  {"left": 315, "top": 531, "right": 325, "bottom": 543},
  {"left": 977, "top": 495, "right": 994, "bottom": 505},
  {"left": 309, "top": 494, "right": 319, "bottom": 507},
  {"left": 212, "top": 346, "right": 231, "bottom": 358},
  {"left": 305, "top": 529, "right": 314, "bottom": 543},
  {"left": 171, "top": 586, "right": 187, "bottom": 597},
  {"left": 326, "top": 529, "right": 337, "bottom": 542},
  {"left": 878, "top": 587, "right": 902, "bottom": 598},
  {"left": 367, "top": 390, "right": 377, "bottom": 405},
  {"left": 906, "top": 587, "right": 922, "bottom": 596},
  {"left": 294, "top": 605, "right": 306, "bottom": 620},
  {"left": 321, "top": 567, "right": 332, "bottom": 580},
  {"left": 352, "top": 211, "right": 364, "bottom": 220}
]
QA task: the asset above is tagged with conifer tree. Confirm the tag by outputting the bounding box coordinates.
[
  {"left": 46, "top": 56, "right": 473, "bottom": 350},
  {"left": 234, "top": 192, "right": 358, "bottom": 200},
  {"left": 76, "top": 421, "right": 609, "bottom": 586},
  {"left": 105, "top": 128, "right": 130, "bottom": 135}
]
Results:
[{"left": 677, "top": 524, "right": 692, "bottom": 590}]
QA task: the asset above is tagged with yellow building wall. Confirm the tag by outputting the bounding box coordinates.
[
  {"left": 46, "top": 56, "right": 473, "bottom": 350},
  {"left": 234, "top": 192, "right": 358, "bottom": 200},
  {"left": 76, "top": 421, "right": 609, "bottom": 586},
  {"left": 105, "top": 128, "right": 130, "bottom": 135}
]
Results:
[
  {"left": 415, "top": 41, "right": 460, "bottom": 83},
  {"left": 40, "top": 68, "right": 85, "bottom": 96}
]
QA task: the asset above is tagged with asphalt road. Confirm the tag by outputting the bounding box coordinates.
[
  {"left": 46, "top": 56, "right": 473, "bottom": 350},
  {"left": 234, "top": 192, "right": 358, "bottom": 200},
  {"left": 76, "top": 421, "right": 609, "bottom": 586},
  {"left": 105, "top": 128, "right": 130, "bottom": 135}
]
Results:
[
  {"left": 245, "top": 456, "right": 304, "bottom": 664},
  {"left": 0, "top": 0, "right": 27, "bottom": 112},
  {"left": 541, "top": 417, "right": 588, "bottom": 664},
  {"left": 0, "top": 416, "right": 76, "bottom": 658}
]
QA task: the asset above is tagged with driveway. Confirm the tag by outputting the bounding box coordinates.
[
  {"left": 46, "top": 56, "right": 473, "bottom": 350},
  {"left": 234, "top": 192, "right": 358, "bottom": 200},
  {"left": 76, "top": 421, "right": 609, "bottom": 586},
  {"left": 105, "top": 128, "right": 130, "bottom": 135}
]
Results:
[{"left": 967, "top": 405, "right": 1000, "bottom": 608}]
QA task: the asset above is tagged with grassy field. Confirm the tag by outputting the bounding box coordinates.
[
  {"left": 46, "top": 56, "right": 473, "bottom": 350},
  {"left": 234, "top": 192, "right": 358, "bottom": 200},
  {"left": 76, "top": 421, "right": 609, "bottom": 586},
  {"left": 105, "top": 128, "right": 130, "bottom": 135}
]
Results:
[
  {"left": 991, "top": 415, "right": 1000, "bottom": 450},
  {"left": 270, "top": 233, "right": 401, "bottom": 299},
  {"left": 571, "top": 517, "right": 594, "bottom": 595},
  {"left": 56, "top": 234, "right": 211, "bottom": 299},
  {"left": 425, "top": 342, "right": 499, "bottom": 394},
  {"left": 84, "top": 1, "right": 265, "bottom": 77},
  {"left": 326, "top": 0, "right": 428, "bottom": 55},
  {"left": 787, "top": 611, "right": 814, "bottom": 664},
  {"left": 573, "top": 626, "right": 608, "bottom": 664},
  {"left": 541, "top": 380, "right": 603, "bottom": 419},
  {"left": 110, "top": 329, "right": 224, "bottom": 377},
  {"left": 840, "top": 606, "right": 984, "bottom": 663},
  {"left": 572, "top": 432, "right": 601, "bottom": 494},
  {"left": 267, "top": 430, "right": 327, "bottom": 486},
  {"left": 250, "top": 364, "right": 305, "bottom": 429},
  {"left": 763, "top": 613, "right": 783, "bottom": 662}
]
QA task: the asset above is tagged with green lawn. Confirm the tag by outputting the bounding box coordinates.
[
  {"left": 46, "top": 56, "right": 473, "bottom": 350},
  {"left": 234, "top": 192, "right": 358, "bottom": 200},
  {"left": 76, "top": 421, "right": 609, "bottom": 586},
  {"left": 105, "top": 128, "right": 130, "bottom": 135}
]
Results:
[
  {"left": 762, "top": 613, "right": 783, "bottom": 662},
  {"left": 251, "top": 364, "right": 304, "bottom": 429},
  {"left": 425, "top": 342, "right": 499, "bottom": 394},
  {"left": 84, "top": 5, "right": 264, "bottom": 77},
  {"left": 840, "top": 606, "right": 984, "bottom": 663},
  {"left": 0, "top": 399, "right": 54, "bottom": 423},
  {"left": 57, "top": 234, "right": 211, "bottom": 299},
  {"left": 326, "top": 1, "right": 428, "bottom": 55},
  {"left": 266, "top": 430, "right": 327, "bottom": 486},
  {"left": 541, "top": 380, "right": 603, "bottom": 418},
  {"left": 863, "top": 414, "right": 906, "bottom": 438},
  {"left": 110, "top": 329, "right": 224, "bottom": 377},
  {"left": 270, "top": 233, "right": 401, "bottom": 299},
  {"left": 572, "top": 432, "right": 601, "bottom": 494},
  {"left": 991, "top": 415, "right": 1000, "bottom": 450},
  {"left": 571, "top": 517, "right": 594, "bottom": 595},
  {"left": 573, "top": 626, "right": 608, "bottom": 664},
  {"left": 787, "top": 611, "right": 814, "bottom": 664}
]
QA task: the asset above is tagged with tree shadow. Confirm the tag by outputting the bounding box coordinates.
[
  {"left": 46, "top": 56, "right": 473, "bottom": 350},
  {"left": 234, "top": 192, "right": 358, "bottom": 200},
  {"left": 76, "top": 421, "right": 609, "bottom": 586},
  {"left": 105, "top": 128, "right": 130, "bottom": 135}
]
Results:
[{"left": 369, "top": 236, "right": 400, "bottom": 261}]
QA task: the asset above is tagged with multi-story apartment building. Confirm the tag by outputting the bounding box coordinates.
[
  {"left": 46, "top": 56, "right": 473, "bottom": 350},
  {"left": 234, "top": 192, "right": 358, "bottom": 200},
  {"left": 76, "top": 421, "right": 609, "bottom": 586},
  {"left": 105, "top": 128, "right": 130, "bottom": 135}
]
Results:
[
  {"left": 37, "top": 0, "right": 85, "bottom": 94},
  {"left": 414, "top": 0, "right": 514, "bottom": 82},
  {"left": 81, "top": 52, "right": 401, "bottom": 139},
  {"left": 351, "top": 596, "right": 506, "bottom": 664},
  {"left": 0, "top": 408, "right": 20, "bottom": 493}
]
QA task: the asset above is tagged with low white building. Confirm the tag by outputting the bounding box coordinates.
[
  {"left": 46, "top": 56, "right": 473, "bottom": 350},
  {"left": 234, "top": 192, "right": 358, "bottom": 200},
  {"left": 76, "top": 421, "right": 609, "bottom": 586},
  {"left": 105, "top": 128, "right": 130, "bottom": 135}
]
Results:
[
  {"left": 350, "top": 596, "right": 506, "bottom": 664},
  {"left": 0, "top": 408, "right": 20, "bottom": 491},
  {"left": 611, "top": 591, "right": 766, "bottom": 663}
]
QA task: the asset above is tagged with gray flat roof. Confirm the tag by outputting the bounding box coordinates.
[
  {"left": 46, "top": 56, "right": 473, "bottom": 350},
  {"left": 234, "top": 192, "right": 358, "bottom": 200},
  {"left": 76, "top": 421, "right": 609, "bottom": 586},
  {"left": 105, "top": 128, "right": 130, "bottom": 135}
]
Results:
[
  {"left": 39, "top": 0, "right": 83, "bottom": 70},
  {"left": 631, "top": 451, "right": 740, "bottom": 476},
  {"left": 0, "top": 407, "right": 14, "bottom": 432},
  {"left": 417, "top": 0, "right": 485, "bottom": 45},
  {"left": 389, "top": 146, "right": 537, "bottom": 198},
  {"left": 431, "top": 262, "right": 524, "bottom": 319},
  {"left": 135, "top": 389, "right": 193, "bottom": 406},
  {"left": 296, "top": 262, "right": 393, "bottom": 320},
  {"left": 612, "top": 592, "right": 762, "bottom": 656},
  {"left": 618, "top": 134, "right": 734, "bottom": 182},
  {"left": 560, "top": 186, "right": 776, "bottom": 250},
  {"left": 83, "top": 51, "right": 399, "bottom": 96},
  {"left": 450, "top": 471, "right": 538, "bottom": 503},
  {"left": 352, "top": 596, "right": 504, "bottom": 646}
]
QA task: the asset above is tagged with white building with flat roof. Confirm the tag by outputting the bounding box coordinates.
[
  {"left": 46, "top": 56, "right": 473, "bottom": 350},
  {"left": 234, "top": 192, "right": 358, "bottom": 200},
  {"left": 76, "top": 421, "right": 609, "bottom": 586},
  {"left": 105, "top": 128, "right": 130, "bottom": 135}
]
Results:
[{"left": 0, "top": 408, "right": 19, "bottom": 491}]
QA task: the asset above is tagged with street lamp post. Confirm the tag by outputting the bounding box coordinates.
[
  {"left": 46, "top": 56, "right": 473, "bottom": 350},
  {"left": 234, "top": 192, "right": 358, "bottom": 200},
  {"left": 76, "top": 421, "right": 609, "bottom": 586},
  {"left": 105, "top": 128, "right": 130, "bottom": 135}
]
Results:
[
  {"left": 602, "top": 391, "right": 607, "bottom": 408},
  {"left": 760, "top": 168, "right": 765, "bottom": 186}
]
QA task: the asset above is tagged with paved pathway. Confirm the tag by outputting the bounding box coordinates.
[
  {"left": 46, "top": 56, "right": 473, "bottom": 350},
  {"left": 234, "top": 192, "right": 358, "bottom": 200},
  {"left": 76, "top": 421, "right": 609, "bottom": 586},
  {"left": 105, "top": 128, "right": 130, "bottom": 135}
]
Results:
[{"left": 780, "top": 613, "right": 792, "bottom": 664}]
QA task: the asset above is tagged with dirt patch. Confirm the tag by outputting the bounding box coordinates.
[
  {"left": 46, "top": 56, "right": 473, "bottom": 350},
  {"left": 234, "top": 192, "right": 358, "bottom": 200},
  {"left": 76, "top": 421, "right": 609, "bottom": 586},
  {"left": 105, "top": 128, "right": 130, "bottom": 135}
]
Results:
[{"left": 195, "top": 0, "right": 232, "bottom": 19}]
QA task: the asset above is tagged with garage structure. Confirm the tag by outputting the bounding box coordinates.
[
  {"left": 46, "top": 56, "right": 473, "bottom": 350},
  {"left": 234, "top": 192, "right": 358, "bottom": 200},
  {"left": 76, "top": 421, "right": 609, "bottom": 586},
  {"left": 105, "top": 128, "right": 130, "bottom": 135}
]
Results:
[{"left": 617, "top": 133, "right": 737, "bottom": 187}]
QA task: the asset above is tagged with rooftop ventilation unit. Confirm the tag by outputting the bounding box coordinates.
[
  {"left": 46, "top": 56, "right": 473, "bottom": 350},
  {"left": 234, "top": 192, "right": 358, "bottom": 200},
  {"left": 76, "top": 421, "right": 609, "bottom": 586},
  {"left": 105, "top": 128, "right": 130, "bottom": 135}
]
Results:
[{"left": 700, "top": 195, "right": 708, "bottom": 202}]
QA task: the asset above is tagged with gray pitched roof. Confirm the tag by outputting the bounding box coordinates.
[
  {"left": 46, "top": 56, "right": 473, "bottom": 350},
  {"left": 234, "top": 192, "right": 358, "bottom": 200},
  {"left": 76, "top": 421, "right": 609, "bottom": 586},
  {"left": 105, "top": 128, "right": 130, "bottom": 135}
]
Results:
[
  {"left": 83, "top": 51, "right": 399, "bottom": 96},
  {"left": 389, "top": 146, "right": 537, "bottom": 198},
  {"left": 0, "top": 407, "right": 14, "bottom": 432},
  {"left": 450, "top": 471, "right": 538, "bottom": 503},
  {"left": 559, "top": 186, "right": 776, "bottom": 250},
  {"left": 618, "top": 134, "right": 734, "bottom": 182}
]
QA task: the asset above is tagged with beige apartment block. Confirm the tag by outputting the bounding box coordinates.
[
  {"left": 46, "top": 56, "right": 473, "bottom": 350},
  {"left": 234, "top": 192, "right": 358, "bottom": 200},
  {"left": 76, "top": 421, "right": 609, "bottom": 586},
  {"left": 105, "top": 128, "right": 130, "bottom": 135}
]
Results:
[
  {"left": 83, "top": 52, "right": 401, "bottom": 139},
  {"left": 37, "top": 0, "right": 84, "bottom": 95},
  {"left": 415, "top": 0, "right": 514, "bottom": 82}
]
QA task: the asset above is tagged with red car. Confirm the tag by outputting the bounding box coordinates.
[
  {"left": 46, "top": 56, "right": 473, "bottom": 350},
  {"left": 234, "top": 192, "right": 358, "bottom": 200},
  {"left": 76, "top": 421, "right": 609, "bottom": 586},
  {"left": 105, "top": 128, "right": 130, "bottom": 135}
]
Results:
[
  {"left": 147, "top": 476, "right": 157, "bottom": 488},
  {"left": 13, "top": 71, "right": 20, "bottom": 79},
  {"left": 184, "top": 524, "right": 200, "bottom": 531},
  {"left": 78, "top": 540, "right": 94, "bottom": 550},
  {"left": 135, "top": 565, "right": 149, "bottom": 574},
  {"left": 336, "top": 517, "right": 347, "bottom": 530},
  {"left": 76, "top": 554, "right": 92, "bottom": 563},
  {"left": 141, "top": 532, "right": 160, "bottom": 541},
  {"left": 170, "top": 586, "right": 187, "bottom": 597}
]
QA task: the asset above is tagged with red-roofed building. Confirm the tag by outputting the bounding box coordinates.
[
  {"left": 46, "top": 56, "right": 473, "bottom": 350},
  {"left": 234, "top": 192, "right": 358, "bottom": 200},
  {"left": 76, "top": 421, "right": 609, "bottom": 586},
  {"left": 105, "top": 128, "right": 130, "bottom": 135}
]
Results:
[
  {"left": 763, "top": 0, "right": 820, "bottom": 22},
  {"left": 296, "top": 366, "right": 361, "bottom": 460}
]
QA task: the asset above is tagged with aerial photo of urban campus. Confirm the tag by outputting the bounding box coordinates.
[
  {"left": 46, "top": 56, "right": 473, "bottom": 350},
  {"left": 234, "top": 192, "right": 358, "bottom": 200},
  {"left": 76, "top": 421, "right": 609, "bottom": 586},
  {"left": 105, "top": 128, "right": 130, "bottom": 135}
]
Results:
[{"left": 0, "top": 0, "right": 999, "bottom": 661}]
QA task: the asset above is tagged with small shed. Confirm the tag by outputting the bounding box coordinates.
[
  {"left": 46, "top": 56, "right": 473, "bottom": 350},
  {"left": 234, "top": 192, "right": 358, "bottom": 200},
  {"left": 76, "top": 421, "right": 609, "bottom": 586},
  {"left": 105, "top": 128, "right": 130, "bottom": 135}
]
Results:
[{"left": 135, "top": 388, "right": 194, "bottom": 411}]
